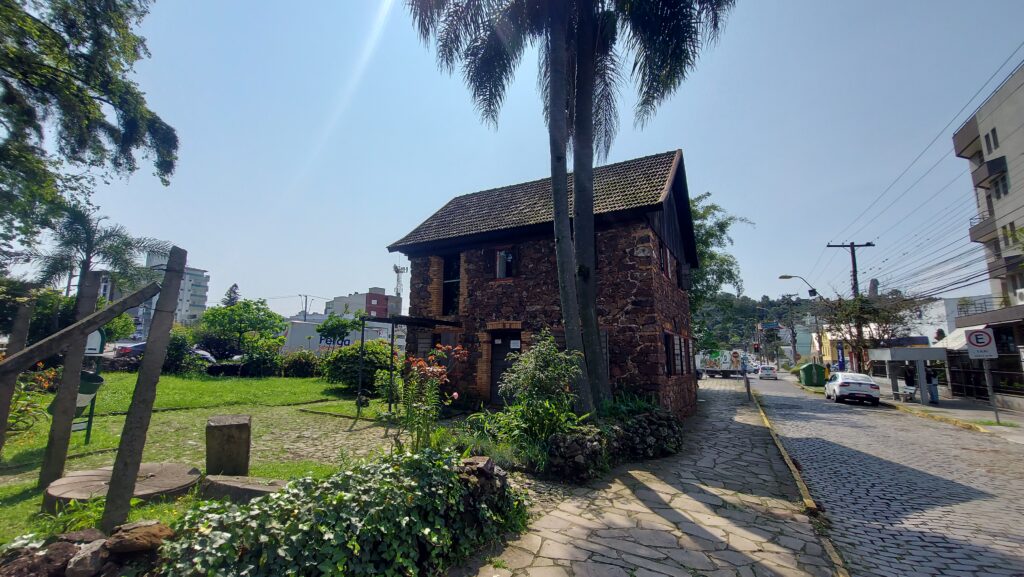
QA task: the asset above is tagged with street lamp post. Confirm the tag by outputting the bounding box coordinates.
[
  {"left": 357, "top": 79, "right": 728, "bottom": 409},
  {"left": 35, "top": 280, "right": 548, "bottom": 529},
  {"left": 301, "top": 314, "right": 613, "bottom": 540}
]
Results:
[{"left": 779, "top": 275, "right": 825, "bottom": 365}]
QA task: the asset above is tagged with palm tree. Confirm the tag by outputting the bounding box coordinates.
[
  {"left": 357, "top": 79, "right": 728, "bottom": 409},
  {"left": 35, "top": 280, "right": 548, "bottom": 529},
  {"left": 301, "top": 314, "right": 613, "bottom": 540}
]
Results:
[
  {"left": 408, "top": 0, "right": 596, "bottom": 411},
  {"left": 34, "top": 203, "right": 169, "bottom": 294},
  {"left": 33, "top": 204, "right": 167, "bottom": 487},
  {"left": 567, "top": 0, "right": 735, "bottom": 400}
]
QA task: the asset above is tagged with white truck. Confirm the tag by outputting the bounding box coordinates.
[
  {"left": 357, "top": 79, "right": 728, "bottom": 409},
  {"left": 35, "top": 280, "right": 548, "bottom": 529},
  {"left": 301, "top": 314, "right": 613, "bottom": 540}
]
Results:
[{"left": 696, "top": 349, "right": 750, "bottom": 378}]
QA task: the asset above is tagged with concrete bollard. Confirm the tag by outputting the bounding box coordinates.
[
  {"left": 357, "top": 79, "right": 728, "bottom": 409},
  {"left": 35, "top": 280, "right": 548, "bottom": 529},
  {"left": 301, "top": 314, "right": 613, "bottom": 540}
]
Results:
[{"left": 206, "top": 415, "right": 251, "bottom": 476}]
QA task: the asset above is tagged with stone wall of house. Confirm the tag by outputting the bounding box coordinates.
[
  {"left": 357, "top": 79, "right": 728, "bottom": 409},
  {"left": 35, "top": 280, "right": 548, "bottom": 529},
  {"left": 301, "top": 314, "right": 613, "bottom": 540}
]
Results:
[{"left": 402, "top": 217, "right": 698, "bottom": 417}]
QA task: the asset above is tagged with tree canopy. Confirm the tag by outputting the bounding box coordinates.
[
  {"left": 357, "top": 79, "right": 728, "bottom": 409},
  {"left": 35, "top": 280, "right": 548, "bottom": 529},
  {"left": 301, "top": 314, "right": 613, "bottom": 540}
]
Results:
[
  {"left": 0, "top": 0, "right": 177, "bottom": 267},
  {"left": 221, "top": 284, "right": 240, "bottom": 307},
  {"left": 199, "top": 299, "right": 285, "bottom": 350},
  {"left": 689, "top": 191, "right": 750, "bottom": 315},
  {"left": 32, "top": 203, "right": 168, "bottom": 291}
]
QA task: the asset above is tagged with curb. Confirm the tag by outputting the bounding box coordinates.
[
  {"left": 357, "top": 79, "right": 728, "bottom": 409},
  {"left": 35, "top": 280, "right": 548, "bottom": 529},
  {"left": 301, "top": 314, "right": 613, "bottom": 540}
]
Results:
[
  {"left": 751, "top": 392, "right": 851, "bottom": 577},
  {"left": 878, "top": 400, "right": 990, "bottom": 433}
]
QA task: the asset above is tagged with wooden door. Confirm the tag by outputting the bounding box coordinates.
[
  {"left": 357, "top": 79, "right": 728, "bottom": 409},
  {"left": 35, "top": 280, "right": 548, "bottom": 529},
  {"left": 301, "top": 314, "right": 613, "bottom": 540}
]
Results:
[{"left": 490, "top": 331, "right": 521, "bottom": 402}]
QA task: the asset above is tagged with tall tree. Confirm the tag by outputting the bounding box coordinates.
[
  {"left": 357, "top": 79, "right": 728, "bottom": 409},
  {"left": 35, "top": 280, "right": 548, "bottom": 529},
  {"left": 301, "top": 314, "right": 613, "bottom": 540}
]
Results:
[
  {"left": 567, "top": 0, "right": 734, "bottom": 399},
  {"left": 0, "top": 0, "right": 178, "bottom": 269},
  {"left": 221, "top": 283, "right": 241, "bottom": 306},
  {"left": 407, "top": 0, "right": 594, "bottom": 411},
  {"left": 32, "top": 206, "right": 165, "bottom": 487},
  {"left": 199, "top": 299, "right": 285, "bottom": 353}
]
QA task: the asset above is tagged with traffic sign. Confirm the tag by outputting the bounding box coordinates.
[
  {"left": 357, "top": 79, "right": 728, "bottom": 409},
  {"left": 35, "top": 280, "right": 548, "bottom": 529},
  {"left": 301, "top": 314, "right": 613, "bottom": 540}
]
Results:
[{"left": 966, "top": 328, "right": 997, "bottom": 360}]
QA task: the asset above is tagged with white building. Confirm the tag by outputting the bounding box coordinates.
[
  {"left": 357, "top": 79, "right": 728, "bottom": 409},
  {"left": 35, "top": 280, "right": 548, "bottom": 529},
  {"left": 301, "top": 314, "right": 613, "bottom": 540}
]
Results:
[
  {"left": 135, "top": 252, "right": 210, "bottom": 334},
  {"left": 323, "top": 287, "right": 405, "bottom": 351}
]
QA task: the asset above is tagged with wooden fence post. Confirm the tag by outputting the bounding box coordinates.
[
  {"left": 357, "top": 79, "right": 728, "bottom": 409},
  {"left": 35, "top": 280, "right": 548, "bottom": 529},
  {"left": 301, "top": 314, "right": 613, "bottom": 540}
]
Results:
[
  {"left": 39, "top": 271, "right": 102, "bottom": 489},
  {"left": 0, "top": 299, "right": 36, "bottom": 457},
  {"left": 101, "top": 247, "right": 186, "bottom": 532}
]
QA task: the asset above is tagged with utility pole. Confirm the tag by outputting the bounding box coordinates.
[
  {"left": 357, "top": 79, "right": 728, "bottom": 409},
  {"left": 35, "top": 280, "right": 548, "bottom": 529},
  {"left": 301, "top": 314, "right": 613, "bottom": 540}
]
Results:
[
  {"left": 782, "top": 294, "right": 798, "bottom": 365},
  {"left": 299, "top": 294, "right": 311, "bottom": 322},
  {"left": 827, "top": 242, "right": 874, "bottom": 371}
]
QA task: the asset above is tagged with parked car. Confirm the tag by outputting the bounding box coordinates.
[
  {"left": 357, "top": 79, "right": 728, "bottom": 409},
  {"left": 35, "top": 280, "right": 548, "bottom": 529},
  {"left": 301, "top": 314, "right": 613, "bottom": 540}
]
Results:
[
  {"left": 115, "top": 342, "right": 146, "bottom": 358},
  {"left": 116, "top": 342, "right": 216, "bottom": 363},
  {"left": 758, "top": 366, "right": 778, "bottom": 380},
  {"left": 825, "top": 372, "right": 881, "bottom": 406}
]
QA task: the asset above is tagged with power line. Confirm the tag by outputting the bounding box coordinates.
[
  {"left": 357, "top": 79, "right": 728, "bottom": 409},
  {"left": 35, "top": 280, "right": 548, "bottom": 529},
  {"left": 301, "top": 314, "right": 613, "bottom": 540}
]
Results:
[{"left": 828, "top": 39, "right": 1024, "bottom": 242}]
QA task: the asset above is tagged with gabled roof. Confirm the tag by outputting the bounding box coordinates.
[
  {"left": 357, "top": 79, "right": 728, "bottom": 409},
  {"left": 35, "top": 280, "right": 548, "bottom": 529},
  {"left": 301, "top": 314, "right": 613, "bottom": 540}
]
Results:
[{"left": 388, "top": 150, "right": 682, "bottom": 253}]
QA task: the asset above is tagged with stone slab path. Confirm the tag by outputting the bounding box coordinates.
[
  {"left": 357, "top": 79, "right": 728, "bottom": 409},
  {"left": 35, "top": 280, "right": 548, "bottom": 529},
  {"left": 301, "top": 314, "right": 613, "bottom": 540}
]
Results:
[{"left": 452, "top": 380, "right": 837, "bottom": 577}]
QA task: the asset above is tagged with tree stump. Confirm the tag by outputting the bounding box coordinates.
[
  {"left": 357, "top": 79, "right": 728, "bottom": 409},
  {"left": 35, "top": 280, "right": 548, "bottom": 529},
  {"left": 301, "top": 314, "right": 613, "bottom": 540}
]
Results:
[
  {"left": 200, "top": 475, "right": 287, "bottom": 503},
  {"left": 206, "top": 415, "right": 251, "bottom": 476},
  {"left": 43, "top": 462, "right": 200, "bottom": 512}
]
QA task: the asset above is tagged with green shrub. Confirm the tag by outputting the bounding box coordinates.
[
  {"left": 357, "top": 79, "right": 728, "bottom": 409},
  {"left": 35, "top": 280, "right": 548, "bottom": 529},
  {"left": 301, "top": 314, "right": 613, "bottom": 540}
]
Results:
[
  {"left": 599, "top": 392, "right": 659, "bottom": 419},
  {"left": 458, "top": 330, "right": 585, "bottom": 471},
  {"left": 162, "top": 326, "right": 207, "bottom": 375},
  {"left": 498, "top": 329, "right": 580, "bottom": 408},
  {"left": 281, "top": 350, "right": 320, "bottom": 377},
  {"left": 322, "top": 340, "right": 397, "bottom": 393},
  {"left": 194, "top": 328, "right": 239, "bottom": 360},
  {"left": 160, "top": 450, "right": 528, "bottom": 577},
  {"left": 240, "top": 336, "right": 284, "bottom": 377}
]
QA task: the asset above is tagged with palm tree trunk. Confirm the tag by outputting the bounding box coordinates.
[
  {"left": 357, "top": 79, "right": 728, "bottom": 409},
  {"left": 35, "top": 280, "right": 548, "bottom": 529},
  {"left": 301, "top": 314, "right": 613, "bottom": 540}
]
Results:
[
  {"left": 39, "top": 269, "right": 101, "bottom": 489},
  {"left": 572, "top": 0, "right": 611, "bottom": 408},
  {"left": 548, "top": 0, "right": 593, "bottom": 413}
]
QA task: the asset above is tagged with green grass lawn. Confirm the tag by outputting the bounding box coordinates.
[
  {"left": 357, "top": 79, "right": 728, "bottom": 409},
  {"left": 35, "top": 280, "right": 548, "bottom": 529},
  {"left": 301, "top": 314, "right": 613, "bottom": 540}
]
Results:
[
  {"left": 93, "top": 373, "right": 340, "bottom": 415},
  {"left": 0, "top": 374, "right": 370, "bottom": 544}
]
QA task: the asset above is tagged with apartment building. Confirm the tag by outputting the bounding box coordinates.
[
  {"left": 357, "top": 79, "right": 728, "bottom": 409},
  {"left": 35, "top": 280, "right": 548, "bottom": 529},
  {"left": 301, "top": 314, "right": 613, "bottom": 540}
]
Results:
[
  {"left": 955, "top": 62, "right": 1024, "bottom": 306},
  {"left": 951, "top": 62, "right": 1024, "bottom": 409},
  {"left": 135, "top": 252, "right": 210, "bottom": 335}
]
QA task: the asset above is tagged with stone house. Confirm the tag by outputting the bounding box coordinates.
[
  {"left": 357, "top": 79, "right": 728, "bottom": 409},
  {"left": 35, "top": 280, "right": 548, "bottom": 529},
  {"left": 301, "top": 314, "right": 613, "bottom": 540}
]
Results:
[{"left": 387, "top": 150, "right": 701, "bottom": 416}]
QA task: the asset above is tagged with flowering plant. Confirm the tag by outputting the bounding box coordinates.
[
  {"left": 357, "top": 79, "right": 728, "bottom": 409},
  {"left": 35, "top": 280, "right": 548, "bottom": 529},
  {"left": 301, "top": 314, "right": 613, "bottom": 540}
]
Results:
[{"left": 395, "top": 345, "right": 467, "bottom": 453}]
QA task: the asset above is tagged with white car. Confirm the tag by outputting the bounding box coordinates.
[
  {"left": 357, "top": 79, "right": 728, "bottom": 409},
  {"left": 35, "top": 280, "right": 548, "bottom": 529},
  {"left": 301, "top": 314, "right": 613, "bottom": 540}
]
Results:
[
  {"left": 825, "top": 372, "right": 881, "bottom": 406},
  {"left": 758, "top": 366, "right": 778, "bottom": 380}
]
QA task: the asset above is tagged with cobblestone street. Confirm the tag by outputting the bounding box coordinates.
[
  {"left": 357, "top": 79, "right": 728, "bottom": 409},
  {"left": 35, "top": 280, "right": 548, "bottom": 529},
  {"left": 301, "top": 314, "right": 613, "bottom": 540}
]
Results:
[
  {"left": 453, "top": 380, "right": 837, "bottom": 577},
  {"left": 754, "top": 376, "right": 1024, "bottom": 577}
]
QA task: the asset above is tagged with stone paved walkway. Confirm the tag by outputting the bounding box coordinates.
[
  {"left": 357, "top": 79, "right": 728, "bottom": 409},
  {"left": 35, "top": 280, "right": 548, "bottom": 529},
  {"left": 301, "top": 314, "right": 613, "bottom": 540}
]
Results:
[
  {"left": 755, "top": 375, "right": 1024, "bottom": 577},
  {"left": 452, "top": 380, "right": 837, "bottom": 577}
]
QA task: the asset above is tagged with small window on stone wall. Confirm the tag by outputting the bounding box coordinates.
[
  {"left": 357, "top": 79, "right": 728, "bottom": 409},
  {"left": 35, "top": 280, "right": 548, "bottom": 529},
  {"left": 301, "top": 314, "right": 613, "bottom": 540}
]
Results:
[
  {"left": 496, "top": 247, "right": 517, "bottom": 278},
  {"left": 442, "top": 254, "right": 460, "bottom": 315},
  {"left": 664, "top": 333, "right": 674, "bottom": 375},
  {"left": 673, "top": 335, "right": 684, "bottom": 376}
]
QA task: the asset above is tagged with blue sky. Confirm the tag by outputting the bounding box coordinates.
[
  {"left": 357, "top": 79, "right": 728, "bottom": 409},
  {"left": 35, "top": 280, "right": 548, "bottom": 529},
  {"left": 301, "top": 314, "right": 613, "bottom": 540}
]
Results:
[{"left": 83, "top": 0, "right": 1024, "bottom": 315}]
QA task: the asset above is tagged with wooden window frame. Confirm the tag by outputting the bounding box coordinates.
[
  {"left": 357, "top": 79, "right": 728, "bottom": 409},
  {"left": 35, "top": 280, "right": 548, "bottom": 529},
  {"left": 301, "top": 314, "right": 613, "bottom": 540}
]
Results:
[{"left": 495, "top": 246, "right": 516, "bottom": 279}]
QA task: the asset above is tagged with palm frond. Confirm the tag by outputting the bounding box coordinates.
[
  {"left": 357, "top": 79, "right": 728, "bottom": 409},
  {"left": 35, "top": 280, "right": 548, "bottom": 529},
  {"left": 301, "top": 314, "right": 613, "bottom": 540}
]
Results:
[
  {"left": 593, "top": 45, "right": 622, "bottom": 160},
  {"left": 616, "top": 0, "right": 733, "bottom": 127},
  {"left": 461, "top": 2, "right": 533, "bottom": 126}
]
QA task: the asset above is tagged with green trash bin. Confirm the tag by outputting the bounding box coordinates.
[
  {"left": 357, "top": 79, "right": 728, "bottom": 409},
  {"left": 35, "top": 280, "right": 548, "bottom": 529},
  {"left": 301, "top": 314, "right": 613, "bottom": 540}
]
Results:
[
  {"left": 799, "top": 363, "right": 826, "bottom": 387},
  {"left": 47, "top": 371, "right": 104, "bottom": 418},
  {"left": 47, "top": 371, "right": 103, "bottom": 444}
]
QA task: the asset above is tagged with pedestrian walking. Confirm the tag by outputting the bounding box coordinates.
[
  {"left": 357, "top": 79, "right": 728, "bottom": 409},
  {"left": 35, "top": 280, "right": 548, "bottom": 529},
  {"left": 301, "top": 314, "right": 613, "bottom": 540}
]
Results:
[{"left": 926, "top": 368, "right": 940, "bottom": 405}]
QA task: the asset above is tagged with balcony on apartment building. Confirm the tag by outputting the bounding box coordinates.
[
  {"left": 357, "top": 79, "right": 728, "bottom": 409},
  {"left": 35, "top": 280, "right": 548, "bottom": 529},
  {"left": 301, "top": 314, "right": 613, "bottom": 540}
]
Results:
[
  {"left": 954, "top": 116, "right": 981, "bottom": 159},
  {"left": 955, "top": 294, "right": 1024, "bottom": 329},
  {"left": 987, "top": 253, "right": 1023, "bottom": 277},
  {"left": 969, "top": 211, "right": 997, "bottom": 242},
  {"left": 972, "top": 156, "right": 1008, "bottom": 188}
]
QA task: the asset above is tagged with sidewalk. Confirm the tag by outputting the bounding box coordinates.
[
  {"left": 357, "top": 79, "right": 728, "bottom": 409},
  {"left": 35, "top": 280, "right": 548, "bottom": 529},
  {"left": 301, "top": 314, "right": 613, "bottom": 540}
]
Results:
[
  {"left": 450, "top": 380, "right": 838, "bottom": 577},
  {"left": 835, "top": 374, "right": 1024, "bottom": 444}
]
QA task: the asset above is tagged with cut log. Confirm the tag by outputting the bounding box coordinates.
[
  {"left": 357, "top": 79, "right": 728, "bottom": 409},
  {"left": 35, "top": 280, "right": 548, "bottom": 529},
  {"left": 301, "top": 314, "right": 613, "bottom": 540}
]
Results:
[{"left": 43, "top": 462, "right": 200, "bottom": 512}]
